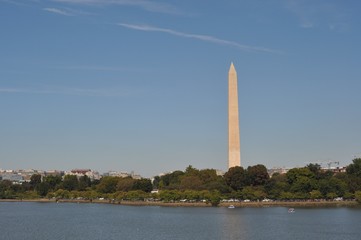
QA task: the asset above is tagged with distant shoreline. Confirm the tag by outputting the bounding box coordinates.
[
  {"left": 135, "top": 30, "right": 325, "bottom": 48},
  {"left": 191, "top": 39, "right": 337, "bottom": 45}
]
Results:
[{"left": 0, "top": 199, "right": 359, "bottom": 208}]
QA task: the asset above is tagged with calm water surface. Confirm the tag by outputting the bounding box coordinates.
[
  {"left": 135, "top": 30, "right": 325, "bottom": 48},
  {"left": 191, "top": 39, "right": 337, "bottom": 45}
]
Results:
[{"left": 0, "top": 202, "right": 360, "bottom": 240}]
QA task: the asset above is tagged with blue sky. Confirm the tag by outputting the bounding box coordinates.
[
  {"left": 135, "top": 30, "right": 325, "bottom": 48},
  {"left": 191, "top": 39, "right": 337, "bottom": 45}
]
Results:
[{"left": 1, "top": 0, "right": 360, "bottom": 177}]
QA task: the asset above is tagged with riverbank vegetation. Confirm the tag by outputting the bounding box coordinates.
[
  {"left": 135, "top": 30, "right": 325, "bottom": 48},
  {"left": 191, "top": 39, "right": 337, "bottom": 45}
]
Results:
[{"left": 1, "top": 158, "right": 361, "bottom": 205}]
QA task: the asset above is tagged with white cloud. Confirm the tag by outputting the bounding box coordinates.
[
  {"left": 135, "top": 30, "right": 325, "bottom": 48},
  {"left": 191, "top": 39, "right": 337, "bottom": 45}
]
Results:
[
  {"left": 52, "top": 65, "right": 132, "bottom": 71},
  {"left": 0, "top": 88, "right": 28, "bottom": 93},
  {"left": 118, "top": 23, "right": 282, "bottom": 54},
  {"left": 0, "top": 86, "right": 135, "bottom": 97},
  {"left": 43, "top": 7, "right": 73, "bottom": 16},
  {"left": 284, "top": 0, "right": 349, "bottom": 30},
  {"left": 300, "top": 21, "right": 314, "bottom": 28},
  {"left": 52, "top": 0, "right": 180, "bottom": 14},
  {"left": 0, "top": 0, "right": 37, "bottom": 6}
]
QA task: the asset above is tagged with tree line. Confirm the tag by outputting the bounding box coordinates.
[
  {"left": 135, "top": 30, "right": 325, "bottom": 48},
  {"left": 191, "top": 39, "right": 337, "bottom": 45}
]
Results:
[{"left": 1, "top": 158, "right": 361, "bottom": 204}]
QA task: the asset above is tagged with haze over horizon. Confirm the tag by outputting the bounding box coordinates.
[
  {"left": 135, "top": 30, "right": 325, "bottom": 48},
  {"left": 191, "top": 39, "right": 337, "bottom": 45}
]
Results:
[{"left": 1, "top": 0, "right": 360, "bottom": 177}]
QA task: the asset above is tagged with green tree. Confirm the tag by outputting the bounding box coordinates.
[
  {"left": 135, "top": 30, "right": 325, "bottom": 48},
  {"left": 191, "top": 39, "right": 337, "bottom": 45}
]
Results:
[
  {"left": 0, "top": 180, "right": 12, "bottom": 199},
  {"left": 159, "top": 170, "right": 184, "bottom": 189},
  {"left": 78, "top": 175, "right": 91, "bottom": 191},
  {"left": 133, "top": 179, "right": 153, "bottom": 192},
  {"left": 306, "top": 164, "right": 333, "bottom": 180},
  {"left": 117, "top": 177, "right": 135, "bottom": 192},
  {"left": 326, "top": 192, "right": 337, "bottom": 199},
  {"left": 318, "top": 177, "right": 347, "bottom": 197},
  {"left": 198, "top": 169, "right": 218, "bottom": 184},
  {"left": 241, "top": 186, "right": 267, "bottom": 200},
  {"left": 97, "top": 176, "right": 119, "bottom": 194},
  {"left": 347, "top": 158, "right": 361, "bottom": 177},
  {"left": 265, "top": 173, "right": 290, "bottom": 199},
  {"left": 158, "top": 190, "right": 182, "bottom": 202},
  {"left": 182, "top": 190, "right": 200, "bottom": 200},
  {"left": 307, "top": 163, "right": 321, "bottom": 175},
  {"left": 204, "top": 178, "right": 231, "bottom": 193},
  {"left": 355, "top": 191, "right": 361, "bottom": 203},
  {"left": 179, "top": 175, "right": 203, "bottom": 190},
  {"left": 185, "top": 165, "right": 199, "bottom": 175},
  {"left": 36, "top": 182, "right": 50, "bottom": 197},
  {"left": 290, "top": 176, "right": 316, "bottom": 193},
  {"left": 209, "top": 191, "right": 221, "bottom": 206},
  {"left": 224, "top": 166, "right": 247, "bottom": 191},
  {"left": 54, "top": 189, "right": 71, "bottom": 199},
  {"left": 43, "top": 175, "right": 62, "bottom": 190},
  {"left": 310, "top": 190, "right": 322, "bottom": 199},
  {"left": 125, "top": 190, "right": 148, "bottom": 201},
  {"left": 83, "top": 190, "right": 99, "bottom": 200},
  {"left": 63, "top": 175, "right": 79, "bottom": 191},
  {"left": 286, "top": 167, "right": 314, "bottom": 185},
  {"left": 279, "top": 191, "right": 295, "bottom": 200},
  {"left": 30, "top": 174, "right": 42, "bottom": 188},
  {"left": 152, "top": 176, "right": 161, "bottom": 189},
  {"left": 247, "top": 164, "right": 269, "bottom": 186}
]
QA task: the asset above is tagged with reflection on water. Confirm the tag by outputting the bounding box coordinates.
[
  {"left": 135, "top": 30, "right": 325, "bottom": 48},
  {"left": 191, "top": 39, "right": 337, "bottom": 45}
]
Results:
[
  {"left": 220, "top": 206, "right": 361, "bottom": 240},
  {"left": 0, "top": 203, "right": 361, "bottom": 240},
  {"left": 220, "top": 208, "right": 247, "bottom": 239}
]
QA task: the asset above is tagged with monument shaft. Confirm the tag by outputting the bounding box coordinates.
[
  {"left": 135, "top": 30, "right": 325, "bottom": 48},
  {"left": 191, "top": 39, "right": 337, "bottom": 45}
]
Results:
[{"left": 228, "top": 63, "right": 241, "bottom": 168}]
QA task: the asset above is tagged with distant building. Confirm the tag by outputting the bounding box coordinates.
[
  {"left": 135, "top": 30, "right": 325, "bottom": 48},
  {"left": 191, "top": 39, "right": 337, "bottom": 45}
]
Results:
[
  {"left": 321, "top": 167, "right": 347, "bottom": 174},
  {"left": 104, "top": 171, "right": 131, "bottom": 178},
  {"left": 268, "top": 167, "right": 290, "bottom": 176},
  {"left": 215, "top": 169, "right": 225, "bottom": 176},
  {"left": 131, "top": 171, "right": 142, "bottom": 180},
  {"left": 0, "top": 173, "right": 24, "bottom": 183},
  {"left": 44, "top": 170, "right": 64, "bottom": 176},
  {"left": 71, "top": 169, "right": 91, "bottom": 175},
  {"left": 65, "top": 169, "right": 101, "bottom": 180},
  {"left": 17, "top": 169, "right": 45, "bottom": 182},
  {"left": 102, "top": 171, "right": 142, "bottom": 179},
  {"left": 267, "top": 166, "right": 347, "bottom": 177}
]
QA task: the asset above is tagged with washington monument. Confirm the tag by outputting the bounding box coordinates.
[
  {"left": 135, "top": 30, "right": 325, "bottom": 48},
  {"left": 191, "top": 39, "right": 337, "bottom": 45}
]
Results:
[{"left": 228, "top": 63, "right": 241, "bottom": 168}]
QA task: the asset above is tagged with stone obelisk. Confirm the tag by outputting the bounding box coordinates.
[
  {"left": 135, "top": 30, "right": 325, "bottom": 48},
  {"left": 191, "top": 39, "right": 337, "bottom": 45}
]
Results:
[{"left": 228, "top": 62, "right": 241, "bottom": 168}]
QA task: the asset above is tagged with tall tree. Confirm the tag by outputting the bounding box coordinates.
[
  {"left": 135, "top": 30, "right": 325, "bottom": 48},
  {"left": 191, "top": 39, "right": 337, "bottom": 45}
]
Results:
[
  {"left": 63, "top": 175, "right": 79, "bottom": 191},
  {"left": 43, "top": 175, "right": 62, "bottom": 190},
  {"left": 78, "top": 175, "right": 91, "bottom": 191},
  {"left": 159, "top": 170, "right": 184, "bottom": 189},
  {"left": 224, "top": 166, "right": 247, "bottom": 191},
  {"left": 286, "top": 167, "right": 314, "bottom": 185},
  {"left": 179, "top": 175, "right": 203, "bottom": 190},
  {"left": 117, "top": 177, "right": 135, "bottom": 192},
  {"left": 247, "top": 164, "right": 269, "bottom": 186},
  {"left": 346, "top": 158, "right": 361, "bottom": 177},
  {"left": 97, "top": 176, "right": 119, "bottom": 193},
  {"left": 36, "top": 182, "right": 50, "bottom": 197},
  {"left": 30, "top": 174, "right": 42, "bottom": 188},
  {"left": 133, "top": 179, "right": 153, "bottom": 192}
]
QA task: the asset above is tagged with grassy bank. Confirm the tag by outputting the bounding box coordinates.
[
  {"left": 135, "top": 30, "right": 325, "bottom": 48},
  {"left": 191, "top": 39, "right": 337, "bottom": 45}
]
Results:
[{"left": 0, "top": 198, "right": 359, "bottom": 208}]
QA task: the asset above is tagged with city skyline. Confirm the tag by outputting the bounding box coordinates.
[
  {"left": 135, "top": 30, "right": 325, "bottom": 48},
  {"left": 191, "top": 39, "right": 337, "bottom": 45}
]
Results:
[{"left": 1, "top": 0, "right": 361, "bottom": 177}]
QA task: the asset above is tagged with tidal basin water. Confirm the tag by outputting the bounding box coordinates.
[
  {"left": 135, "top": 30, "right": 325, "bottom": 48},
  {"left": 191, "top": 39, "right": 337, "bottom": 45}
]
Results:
[{"left": 1, "top": 202, "right": 361, "bottom": 240}]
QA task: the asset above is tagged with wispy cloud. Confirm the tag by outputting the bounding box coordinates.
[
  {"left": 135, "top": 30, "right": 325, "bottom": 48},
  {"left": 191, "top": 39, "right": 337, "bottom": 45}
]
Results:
[
  {"left": 51, "top": 65, "right": 135, "bottom": 71},
  {"left": 43, "top": 6, "right": 94, "bottom": 16},
  {"left": 284, "top": 0, "right": 349, "bottom": 30},
  {"left": 52, "top": 0, "right": 180, "bottom": 14},
  {"left": 0, "top": 0, "right": 35, "bottom": 6},
  {"left": 118, "top": 23, "right": 282, "bottom": 54},
  {"left": 43, "top": 7, "right": 73, "bottom": 16},
  {"left": 300, "top": 21, "right": 314, "bottom": 29},
  {"left": 0, "top": 86, "right": 136, "bottom": 97}
]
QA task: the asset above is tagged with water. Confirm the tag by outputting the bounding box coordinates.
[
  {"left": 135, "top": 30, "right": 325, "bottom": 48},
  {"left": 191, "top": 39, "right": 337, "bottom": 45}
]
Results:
[{"left": 0, "top": 202, "right": 360, "bottom": 240}]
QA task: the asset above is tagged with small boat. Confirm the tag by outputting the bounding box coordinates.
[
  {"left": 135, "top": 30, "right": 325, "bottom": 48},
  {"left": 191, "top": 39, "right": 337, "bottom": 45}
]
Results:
[
  {"left": 228, "top": 205, "right": 235, "bottom": 209},
  {"left": 288, "top": 208, "right": 295, "bottom": 213}
]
